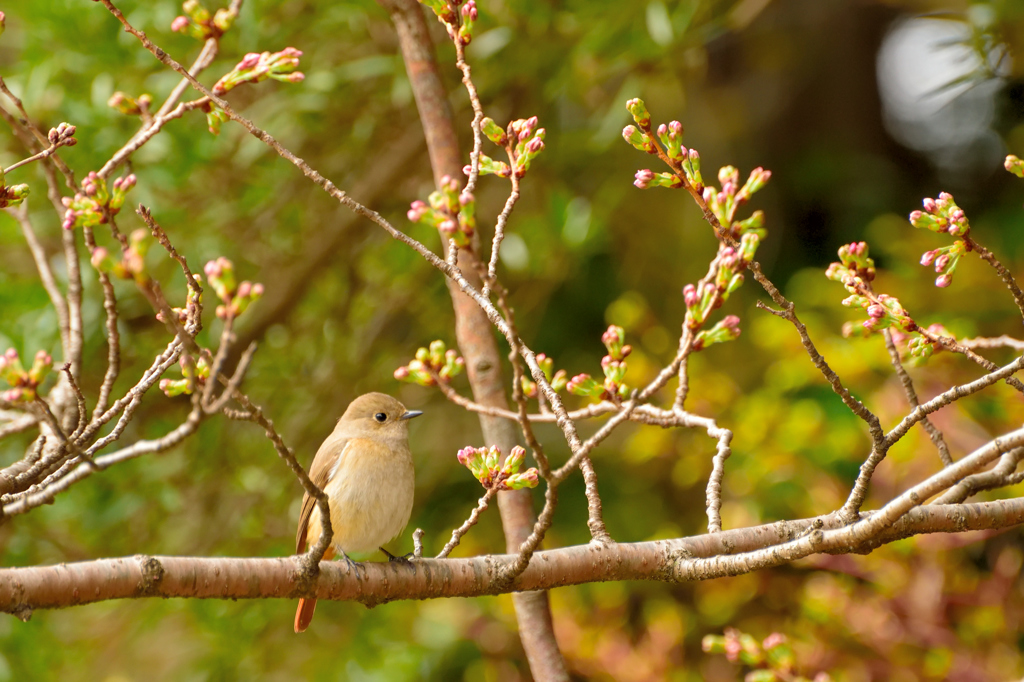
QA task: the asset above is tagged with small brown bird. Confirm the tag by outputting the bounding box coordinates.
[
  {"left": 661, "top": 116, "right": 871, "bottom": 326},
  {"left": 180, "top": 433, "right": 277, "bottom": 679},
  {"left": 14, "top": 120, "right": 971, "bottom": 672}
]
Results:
[{"left": 293, "top": 392, "right": 421, "bottom": 633}]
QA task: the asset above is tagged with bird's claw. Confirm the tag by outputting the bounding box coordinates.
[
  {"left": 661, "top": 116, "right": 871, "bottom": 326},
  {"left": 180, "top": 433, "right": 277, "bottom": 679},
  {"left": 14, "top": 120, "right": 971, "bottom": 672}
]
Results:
[{"left": 380, "top": 547, "right": 414, "bottom": 565}]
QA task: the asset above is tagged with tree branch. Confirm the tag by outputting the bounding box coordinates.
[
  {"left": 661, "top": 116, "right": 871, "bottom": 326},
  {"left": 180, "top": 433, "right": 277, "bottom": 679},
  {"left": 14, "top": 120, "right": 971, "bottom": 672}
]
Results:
[{"left": 4, "top": 498, "right": 1023, "bottom": 615}]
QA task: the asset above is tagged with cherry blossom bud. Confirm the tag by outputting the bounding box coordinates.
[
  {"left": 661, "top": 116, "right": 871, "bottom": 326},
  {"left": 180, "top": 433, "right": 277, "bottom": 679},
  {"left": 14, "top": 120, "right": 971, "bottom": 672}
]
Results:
[
  {"left": 634, "top": 169, "right": 654, "bottom": 189},
  {"left": 1005, "top": 155, "right": 1024, "bottom": 178}
]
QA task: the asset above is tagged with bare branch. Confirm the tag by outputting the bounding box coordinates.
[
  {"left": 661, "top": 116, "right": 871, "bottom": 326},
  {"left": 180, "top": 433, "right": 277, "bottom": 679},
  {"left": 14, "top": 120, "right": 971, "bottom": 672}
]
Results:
[
  {"left": 2, "top": 408, "right": 203, "bottom": 516},
  {"left": 681, "top": 426, "right": 1024, "bottom": 580},
  {"left": 435, "top": 488, "right": 498, "bottom": 559},
  {"left": 883, "top": 330, "right": 952, "bottom": 466},
  {"left": 964, "top": 235, "right": 1024, "bottom": 320},
  {"left": 6, "top": 203, "right": 70, "bottom": 356},
  {"left": 4, "top": 498, "right": 1024, "bottom": 613}
]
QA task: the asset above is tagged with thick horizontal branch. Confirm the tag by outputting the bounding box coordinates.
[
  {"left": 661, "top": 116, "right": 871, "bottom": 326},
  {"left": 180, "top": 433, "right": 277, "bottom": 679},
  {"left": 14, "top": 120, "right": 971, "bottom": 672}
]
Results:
[{"left": 3, "top": 498, "right": 1022, "bottom": 616}]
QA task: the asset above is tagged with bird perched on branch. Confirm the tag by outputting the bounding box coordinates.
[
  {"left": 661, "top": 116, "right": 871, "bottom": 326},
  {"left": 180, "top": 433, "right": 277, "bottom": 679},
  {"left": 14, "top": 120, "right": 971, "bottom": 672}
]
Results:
[{"left": 293, "top": 392, "right": 422, "bottom": 633}]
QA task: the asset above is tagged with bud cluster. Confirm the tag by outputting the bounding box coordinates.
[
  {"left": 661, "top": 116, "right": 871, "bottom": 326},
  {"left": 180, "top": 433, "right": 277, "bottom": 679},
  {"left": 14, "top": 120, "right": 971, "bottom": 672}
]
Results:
[
  {"left": 170, "top": 0, "right": 235, "bottom": 40},
  {"left": 702, "top": 629, "right": 829, "bottom": 682},
  {"left": 456, "top": 444, "right": 540, "bottom": 491},
  {"left": 212, "top": 47, "right": 304, "bottom": 96},
  {"left": 891, "top": 324, "right": 950, "bottom": 365},
  {"left": 204, "top": 257, "right": 263, "bottom": 319},
  {"left": 0, "top": 349, "right": 52, "bottom": 403},
  {"left": 204, "top": 102, "right": 230, "bottom": 135},
  {"left": 683, "top": 243, "right": 753, "bottom": 332},
  {"left": 909, "top": 192, "right": 969, "bottom": 238},
  {"left": 824, "top": 241, "right": 875, "bottom": 293},
  {"left": 394, "top": 340, "right": 465, "bottom": 387},
  {"left": 693, "top": 315, "right": 742, "bottom": 351},
  {"left": 0, "top": 173, "right": 29, "bottom": 209},
  {"left": 567, "top": 325, "right": 633, "bottom": 401},
  {"left": 906, "top": 193, "right": 973, "bottom": 288},
  {"left": 407, "top": 175, "right": 477, "bottom": 248},
  {"left": 419, "top": 0, "right": 478, "bottom": 46},
  {"left": 919, "top": 241, "right": 967, "bottom": 289},
  {"left": 703, "top": 165, "right": 771, "bottom": 238},
  {"left": 467, "top": 116, "right": 546, "bottom": 180},
  {"left": 623, "top": 98, "right": 704, "bottom": 192},
  {"left": 841, "top": 293, "right": 914, "bottom": 337},
  {"left": 90, "top": 229, "right": 151, "bottom": 284},
  {"left": 159, "top": 354, "right": 210, "bottom": 397},
  {"left": 520, "top": 353, "right": 567, "bottom": 399},
  {"left": 108, "top": 92, "right": 153, "bottom": 117},
  {"left": 47, "top": 122, "right": 77, "bottom": 149},
  {"left": 61, "top": 171, "right": 137, "bottom": 230}
]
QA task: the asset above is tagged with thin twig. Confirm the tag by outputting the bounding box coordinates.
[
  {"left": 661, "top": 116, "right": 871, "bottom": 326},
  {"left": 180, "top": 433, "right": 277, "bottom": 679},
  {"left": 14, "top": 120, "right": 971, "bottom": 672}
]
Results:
[
  {"left": 435, "top": 488, "right": 497, "bottom": 559},
  {"left": 965, "top": 235, "right": 1024, "bottom": 320},
  {"left": 7, "top": 203, "right": 70, "bottom": 356},
  {"left": 482, "top": 155, "right": 520, "bottom": 300},
  {"left": 883, "top": 330, "right": 952, "bottom": 466},
  {"left": 934, "top": 447, "right": 1024, "bottom": 504},
  {"left": 960, "top": 335, "right": 1024, "bottom": 350}
]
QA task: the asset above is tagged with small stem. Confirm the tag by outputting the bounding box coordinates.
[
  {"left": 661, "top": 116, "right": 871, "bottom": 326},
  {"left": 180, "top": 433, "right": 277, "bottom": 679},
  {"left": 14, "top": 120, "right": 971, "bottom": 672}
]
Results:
[{"left": 435, "top": 488, "right": 497, "bottom": 559}]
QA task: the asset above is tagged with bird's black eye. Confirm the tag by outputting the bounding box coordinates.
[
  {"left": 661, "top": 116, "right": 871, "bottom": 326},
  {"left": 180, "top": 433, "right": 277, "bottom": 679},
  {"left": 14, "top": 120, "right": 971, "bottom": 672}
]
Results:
[{"left": 374, "top": 412, "right": 387, "bottom": 423}]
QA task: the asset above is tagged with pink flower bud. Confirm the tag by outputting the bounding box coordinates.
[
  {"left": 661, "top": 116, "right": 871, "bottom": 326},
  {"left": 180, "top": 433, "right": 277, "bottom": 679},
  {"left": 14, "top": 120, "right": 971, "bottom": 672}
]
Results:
[
  {"left": 935, "top": 274, "right": 952, "bottom": 288},
  {"left": 171, "top": 16, "right": 189, "bottom": 32},
  {"left": 601, "top": 325, "right": 623, "bottom": 347},
  {"left": 407, "top": 200, "right": 427, "bottom": 222},
  {"left": 439, "top": 219, "right": 457, "bottom": 235},
  {"left": 683, "top": 283, "right": 698, "bottom": 306},
  {"left": 238, "top": 52, "right": 261, "bottom": 70},
  {"left": 922, "top": 197, "right": 936, "bottom": 213},
  {"left": 920, "top": 250, "right": 937, "bottom": 266},
  {"left": 634, "top": 169, "right": 654, "bottom": 189},
  {"left": 933, "top": 254, "right": 950, "bottom": 271},
  {"left": 394, "top": 366, "right": 410, "bottom": 380},
  {"left": 867, "top": 304, "right": 885, "bottom": 319}
]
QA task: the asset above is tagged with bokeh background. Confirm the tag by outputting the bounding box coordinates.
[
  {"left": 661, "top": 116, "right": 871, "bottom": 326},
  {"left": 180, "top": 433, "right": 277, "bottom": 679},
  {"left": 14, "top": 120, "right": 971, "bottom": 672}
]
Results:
[{"left": 3, "top": 0, "right": 1024, "bottom": 679}]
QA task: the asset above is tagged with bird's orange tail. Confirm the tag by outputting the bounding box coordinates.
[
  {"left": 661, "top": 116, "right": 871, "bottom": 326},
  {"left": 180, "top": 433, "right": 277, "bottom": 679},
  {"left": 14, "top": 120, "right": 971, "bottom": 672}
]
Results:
[
  {"left": 294, "top": 597, "right": 318, "bottom": 633},
  {"left": 294, "top": 545, "right": 334, "bottom": 633}
]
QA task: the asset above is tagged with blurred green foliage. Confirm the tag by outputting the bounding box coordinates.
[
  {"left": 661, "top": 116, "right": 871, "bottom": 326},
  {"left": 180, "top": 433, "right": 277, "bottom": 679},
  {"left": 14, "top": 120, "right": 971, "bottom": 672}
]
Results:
[{"left": 3, "top": 0, "right": 1024, "bottom": 680}]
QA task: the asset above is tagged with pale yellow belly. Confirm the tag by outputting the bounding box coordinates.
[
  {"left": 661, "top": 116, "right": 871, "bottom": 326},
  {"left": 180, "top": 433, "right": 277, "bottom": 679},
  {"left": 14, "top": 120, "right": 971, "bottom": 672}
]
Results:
[{"left": 305, "top": 451, "right": 414, "bottom": 555}]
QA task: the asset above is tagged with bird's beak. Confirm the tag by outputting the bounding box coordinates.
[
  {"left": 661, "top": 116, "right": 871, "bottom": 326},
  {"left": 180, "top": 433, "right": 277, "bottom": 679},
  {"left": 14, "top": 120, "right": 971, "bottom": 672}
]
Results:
[{"left": 399, "top": 410, "right": 423, "bottom": 420}]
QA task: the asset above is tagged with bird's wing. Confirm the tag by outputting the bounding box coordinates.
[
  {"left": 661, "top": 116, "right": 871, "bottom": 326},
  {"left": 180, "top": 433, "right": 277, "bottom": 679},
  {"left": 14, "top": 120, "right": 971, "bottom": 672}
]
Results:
[{"left": 295, "top": 431, "right": 351, "bottom": 554}]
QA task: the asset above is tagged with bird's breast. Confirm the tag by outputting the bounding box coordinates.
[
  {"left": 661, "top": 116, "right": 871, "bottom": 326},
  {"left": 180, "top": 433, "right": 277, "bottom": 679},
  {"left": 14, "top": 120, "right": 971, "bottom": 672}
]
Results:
[{"left": 311, "top": 440, "right": 415, "bottom": 555}]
